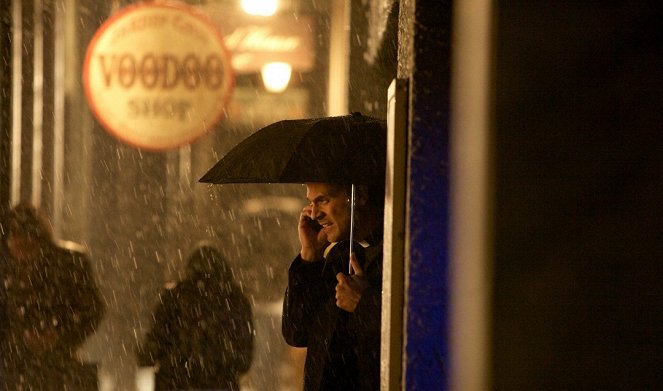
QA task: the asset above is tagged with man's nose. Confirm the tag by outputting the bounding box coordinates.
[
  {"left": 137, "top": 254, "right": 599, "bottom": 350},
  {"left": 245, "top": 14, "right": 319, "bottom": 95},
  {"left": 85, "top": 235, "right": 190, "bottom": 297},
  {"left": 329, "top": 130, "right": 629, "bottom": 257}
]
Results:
[{"left": 310, "top": 204, "right": 322, "bottom": 219}]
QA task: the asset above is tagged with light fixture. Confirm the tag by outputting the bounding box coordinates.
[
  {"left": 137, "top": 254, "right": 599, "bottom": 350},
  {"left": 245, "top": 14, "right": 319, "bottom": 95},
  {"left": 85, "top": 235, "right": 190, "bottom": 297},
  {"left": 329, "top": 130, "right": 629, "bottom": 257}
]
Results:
[
  {"left": 241, "top": 0, "right": 278, "bottom": 16},
  {"left": 261, "top": 62, "right": 292, "bottom": 93}
]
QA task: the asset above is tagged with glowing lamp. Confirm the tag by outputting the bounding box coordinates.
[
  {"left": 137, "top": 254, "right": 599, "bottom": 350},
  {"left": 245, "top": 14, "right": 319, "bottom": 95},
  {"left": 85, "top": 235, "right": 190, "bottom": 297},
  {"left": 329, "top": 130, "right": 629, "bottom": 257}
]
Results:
[
  {"left": 241, "top": 0, "right": 278, "bottom": 16},
  {"left": 261, "top": 62, "right": 292, "bottom": 93}
]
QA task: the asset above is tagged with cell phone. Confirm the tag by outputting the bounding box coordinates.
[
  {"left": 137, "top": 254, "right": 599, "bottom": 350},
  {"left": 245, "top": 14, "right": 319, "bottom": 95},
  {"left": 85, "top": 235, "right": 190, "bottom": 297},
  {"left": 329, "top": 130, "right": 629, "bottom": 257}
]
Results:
[{"left": 306, "top": 218, "right": 323, "bottom": 232}]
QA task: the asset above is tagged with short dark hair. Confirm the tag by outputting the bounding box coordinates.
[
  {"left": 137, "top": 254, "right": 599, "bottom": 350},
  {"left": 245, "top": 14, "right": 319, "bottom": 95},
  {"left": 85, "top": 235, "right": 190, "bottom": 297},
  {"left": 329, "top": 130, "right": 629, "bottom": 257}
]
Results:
[
  {"left": 335, "top": 182, "right": 385, "bottom": 214},
  {"left": 185, "top": 241, "right": 231, "bottom": 280},
  {"left": 2, "top": 202, "right": 53, "bottom": 245}
]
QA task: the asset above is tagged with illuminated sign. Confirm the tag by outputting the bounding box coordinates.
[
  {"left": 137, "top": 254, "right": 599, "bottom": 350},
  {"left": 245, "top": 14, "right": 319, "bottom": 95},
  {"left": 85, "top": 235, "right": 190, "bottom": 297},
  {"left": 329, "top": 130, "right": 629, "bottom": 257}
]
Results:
[
  {"left": 83, "top": 2, "right": 234, "bottom": 150},
  {"left": 205, "top": 5, "right": 315, "bottom": 74}
]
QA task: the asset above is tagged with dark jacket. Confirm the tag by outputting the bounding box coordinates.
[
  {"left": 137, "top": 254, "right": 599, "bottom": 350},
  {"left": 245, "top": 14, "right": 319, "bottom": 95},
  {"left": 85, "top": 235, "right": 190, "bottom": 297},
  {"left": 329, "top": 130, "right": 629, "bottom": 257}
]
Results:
[
  {"left": 0, "top": 246, "right": 105, "bottom": 390},
  {"left": 282, "top": 239, "right": 383, "bottom": 390},
  {"left": 137, "top": 276, "right": 254, "bottom": 391}
]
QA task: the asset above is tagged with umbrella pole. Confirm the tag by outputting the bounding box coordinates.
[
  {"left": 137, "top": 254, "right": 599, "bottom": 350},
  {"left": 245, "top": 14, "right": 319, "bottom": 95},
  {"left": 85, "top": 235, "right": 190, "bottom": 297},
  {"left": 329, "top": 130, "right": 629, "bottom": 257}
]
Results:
[{"left": 349, "top": 184, "right": 355, "bottom": 274}]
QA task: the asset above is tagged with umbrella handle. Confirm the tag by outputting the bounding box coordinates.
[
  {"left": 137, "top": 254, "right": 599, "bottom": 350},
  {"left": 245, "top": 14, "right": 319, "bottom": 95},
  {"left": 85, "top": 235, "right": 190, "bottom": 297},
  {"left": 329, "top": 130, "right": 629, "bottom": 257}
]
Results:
[{"left": 349, "top": 184, "right": 355, "bottom": 274}]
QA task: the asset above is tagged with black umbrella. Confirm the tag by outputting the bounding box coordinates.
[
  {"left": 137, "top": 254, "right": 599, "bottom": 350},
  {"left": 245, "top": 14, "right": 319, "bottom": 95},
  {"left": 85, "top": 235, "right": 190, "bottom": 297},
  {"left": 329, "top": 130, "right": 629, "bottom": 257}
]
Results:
[
  {"left": 199, "top": 112, "right": 386, "bottom": 185},
  {"left": 199, "top": 112, "right": 387, "bottom": 272}
]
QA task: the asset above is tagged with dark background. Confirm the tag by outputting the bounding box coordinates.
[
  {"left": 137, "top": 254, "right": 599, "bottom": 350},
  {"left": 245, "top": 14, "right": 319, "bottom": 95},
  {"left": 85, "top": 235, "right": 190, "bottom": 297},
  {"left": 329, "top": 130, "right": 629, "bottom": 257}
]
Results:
[{"left": 493, "top": 2, "right": 662, "bottom": 389}]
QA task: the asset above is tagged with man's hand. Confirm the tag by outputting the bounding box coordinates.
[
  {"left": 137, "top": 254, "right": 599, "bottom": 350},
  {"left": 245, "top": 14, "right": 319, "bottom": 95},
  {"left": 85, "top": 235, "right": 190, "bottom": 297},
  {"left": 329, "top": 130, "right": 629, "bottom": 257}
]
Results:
[
  {"left": 335, "top": 253, "right": 370, "bottom": 312},
  {"left": 299, "top": 206, "right": 329, "bottom": 262}
]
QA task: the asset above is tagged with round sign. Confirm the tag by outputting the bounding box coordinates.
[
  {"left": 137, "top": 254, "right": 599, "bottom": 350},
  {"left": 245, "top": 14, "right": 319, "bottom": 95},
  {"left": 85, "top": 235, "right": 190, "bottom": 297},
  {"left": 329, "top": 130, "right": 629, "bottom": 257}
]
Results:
[{"left": 83, "top": 2, "right": 234, "bottom": 150}]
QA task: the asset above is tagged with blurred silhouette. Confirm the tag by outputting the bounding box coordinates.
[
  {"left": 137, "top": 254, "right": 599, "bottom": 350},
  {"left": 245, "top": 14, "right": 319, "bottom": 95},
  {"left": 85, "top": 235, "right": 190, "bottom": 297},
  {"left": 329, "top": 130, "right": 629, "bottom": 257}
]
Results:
[
  {"left": 136, "top": 242, "right": 254, "bottom": 391},
  {"left": 0, "top": 202, "right": 105, "bottom": 390}
]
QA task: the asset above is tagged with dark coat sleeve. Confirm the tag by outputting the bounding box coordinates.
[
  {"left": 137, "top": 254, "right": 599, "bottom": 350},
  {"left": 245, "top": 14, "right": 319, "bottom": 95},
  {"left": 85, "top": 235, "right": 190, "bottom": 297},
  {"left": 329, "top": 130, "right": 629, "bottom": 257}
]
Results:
[
  {"left": 349, "top": 244, "right": 383, "bottom": 390},
  {"left": 226, "top": 291, "right": 255, "bottom": 375},
  {"left": 54, "top": 249, "right": 106, "bottom": 349},
  {"left": 135, "top": 288, "right": 177, "bottom": 366},
  {"left": 350, "top": 245, "right": 383, "bottom": 338},
  {"left": 281, "top": 256, "right": 329, "bottom": 347}
]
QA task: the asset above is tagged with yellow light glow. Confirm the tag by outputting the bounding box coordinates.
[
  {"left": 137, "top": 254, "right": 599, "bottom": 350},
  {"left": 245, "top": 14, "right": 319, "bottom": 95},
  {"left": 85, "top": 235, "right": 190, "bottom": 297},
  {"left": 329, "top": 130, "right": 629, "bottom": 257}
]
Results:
[
  {"left": 241, "top": 0, "right": 278, "bottom": 16},
  {"left": 261, "top": 62, "right": 292, "bottom": 93}
]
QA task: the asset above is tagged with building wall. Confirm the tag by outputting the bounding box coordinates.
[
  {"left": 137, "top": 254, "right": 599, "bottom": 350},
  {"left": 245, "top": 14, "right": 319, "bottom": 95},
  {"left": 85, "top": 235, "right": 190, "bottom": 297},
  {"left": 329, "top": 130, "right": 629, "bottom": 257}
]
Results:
[
  {"left": 397, "top": 1, "right": 451, "bottom": 389},
  {"left": 492, "top": 2, "right": 662, "bottom": 389}
]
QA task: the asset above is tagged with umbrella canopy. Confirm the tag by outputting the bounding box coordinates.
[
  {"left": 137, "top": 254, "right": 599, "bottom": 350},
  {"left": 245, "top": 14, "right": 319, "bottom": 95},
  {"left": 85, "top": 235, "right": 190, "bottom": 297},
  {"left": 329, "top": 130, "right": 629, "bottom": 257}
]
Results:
[{"left": 199, "top": 112, "right": 386, "bottom": 185}]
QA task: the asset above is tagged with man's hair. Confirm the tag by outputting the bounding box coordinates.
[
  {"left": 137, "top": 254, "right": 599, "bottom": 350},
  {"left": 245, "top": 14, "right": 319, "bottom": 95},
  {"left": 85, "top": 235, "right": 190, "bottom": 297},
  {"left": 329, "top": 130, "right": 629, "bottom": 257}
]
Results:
[
  {"left": 334, "top": 182, "right": 385, "bottom": 214},
  {"left": 185, "top": 241, "right": 232, "bottom": 281},
  {"left": 366, "top": 181, "right": 386, "bottom": 214},
  {"left": 2, "top": 202, "right": 54, "bottom": 245}
]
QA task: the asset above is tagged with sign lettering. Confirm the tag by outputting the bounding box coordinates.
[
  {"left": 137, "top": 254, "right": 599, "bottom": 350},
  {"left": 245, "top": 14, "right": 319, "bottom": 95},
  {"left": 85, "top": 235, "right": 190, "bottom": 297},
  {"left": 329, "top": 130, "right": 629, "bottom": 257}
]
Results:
[{"left": 83, "top": 3, "right": 233, "bottom": 151}]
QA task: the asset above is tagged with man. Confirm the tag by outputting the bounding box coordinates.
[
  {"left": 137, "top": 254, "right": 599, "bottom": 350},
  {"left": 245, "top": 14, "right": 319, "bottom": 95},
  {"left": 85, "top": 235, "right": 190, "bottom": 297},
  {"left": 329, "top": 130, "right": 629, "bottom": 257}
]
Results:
[
  {"left": 136, "top": 242, "right": 254, "bottom": 390},
  {"left": 198, "top": 112, "right": 386, "bottom": 389},
  {"left": 282, "top": 181, "right": 384, "bottom": 390},
  {"left": 0, "top": 203, "right": 105, "bottom": 390}
]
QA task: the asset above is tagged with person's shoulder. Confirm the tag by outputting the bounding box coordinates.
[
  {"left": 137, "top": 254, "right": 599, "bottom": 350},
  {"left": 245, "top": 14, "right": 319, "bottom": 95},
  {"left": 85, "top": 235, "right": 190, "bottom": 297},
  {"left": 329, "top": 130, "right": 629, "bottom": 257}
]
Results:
[
  {"left": 56, "top": 239, "right": 88, "bottom": 254},
  {"left": 366, "top": 241, "right": 383, "bottom": 258},
  {"left": 54, "top": 240, "right": 92, "bottom": 266},
  {"left": 155, "top": 283, "right": 181, "bottom": 306}
]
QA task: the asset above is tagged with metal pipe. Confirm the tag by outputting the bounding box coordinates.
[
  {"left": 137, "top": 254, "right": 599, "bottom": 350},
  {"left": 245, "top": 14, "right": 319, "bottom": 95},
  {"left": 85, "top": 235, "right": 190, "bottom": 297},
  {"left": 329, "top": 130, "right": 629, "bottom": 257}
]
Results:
[{"left": 11, "top": 0, "right": 22, "bottom": 205}]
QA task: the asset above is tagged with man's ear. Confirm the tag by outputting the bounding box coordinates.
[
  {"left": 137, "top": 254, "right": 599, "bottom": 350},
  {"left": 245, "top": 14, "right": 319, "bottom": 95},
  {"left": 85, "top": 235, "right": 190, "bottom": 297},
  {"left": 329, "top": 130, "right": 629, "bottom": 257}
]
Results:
[{"left": 354, "top": 185, "right": 369, "bottom": 206}]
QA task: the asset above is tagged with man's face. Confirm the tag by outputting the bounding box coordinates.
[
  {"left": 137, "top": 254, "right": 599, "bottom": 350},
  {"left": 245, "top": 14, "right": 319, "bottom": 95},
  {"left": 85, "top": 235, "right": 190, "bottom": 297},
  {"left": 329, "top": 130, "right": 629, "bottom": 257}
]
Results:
[
  {"left": 306, "top": 182, "right": 351, "bottom": 243},
  {"left": 6, "top": 232, "right": 39, "bottom": 261}
]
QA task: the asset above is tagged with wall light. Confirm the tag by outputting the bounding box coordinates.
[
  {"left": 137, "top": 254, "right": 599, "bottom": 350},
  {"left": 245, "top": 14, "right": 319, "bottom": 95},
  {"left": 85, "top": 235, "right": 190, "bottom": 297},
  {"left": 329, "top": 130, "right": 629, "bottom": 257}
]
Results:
[
  {"left": 261, "top": 62, "right": 292, "bottom": 93},
  {"left": 241, "top": 0, "right": 278, "bottom": 16}
]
